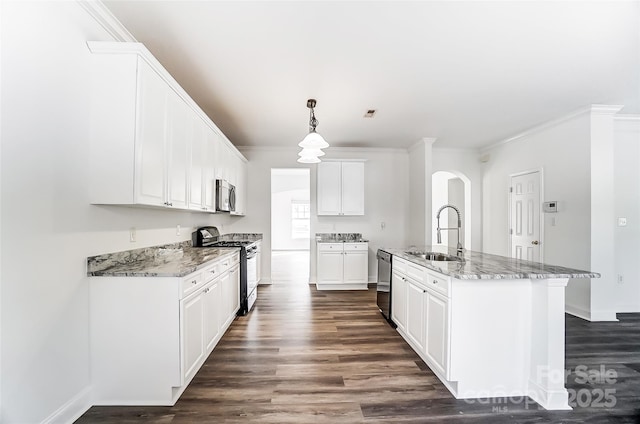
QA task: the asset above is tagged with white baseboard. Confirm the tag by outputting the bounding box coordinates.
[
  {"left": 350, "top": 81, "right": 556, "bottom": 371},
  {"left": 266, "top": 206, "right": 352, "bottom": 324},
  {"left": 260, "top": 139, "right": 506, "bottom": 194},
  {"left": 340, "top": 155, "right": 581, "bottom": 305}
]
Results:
[
  {"left": 565, "top": 304, "right": 591, "bottom": 321},
  {"left": 41, "top": 386, "right": 92, "bottom": 424},
  {"left": 566, "top": 304, "right": 619, "bottom": 322},
  {"left": 589, "top": 310, "right": 619, "bottom": 322},
  {"left": 258, "top": 278, "right": 271, "bottom": 285}
]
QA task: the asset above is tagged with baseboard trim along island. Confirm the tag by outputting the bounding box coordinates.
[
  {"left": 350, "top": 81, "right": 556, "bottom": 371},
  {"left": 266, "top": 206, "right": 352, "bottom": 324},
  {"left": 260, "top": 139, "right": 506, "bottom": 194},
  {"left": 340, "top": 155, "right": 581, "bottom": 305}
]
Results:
[{"left": 381, "top": 247, "right": 600, "bottom": 411}]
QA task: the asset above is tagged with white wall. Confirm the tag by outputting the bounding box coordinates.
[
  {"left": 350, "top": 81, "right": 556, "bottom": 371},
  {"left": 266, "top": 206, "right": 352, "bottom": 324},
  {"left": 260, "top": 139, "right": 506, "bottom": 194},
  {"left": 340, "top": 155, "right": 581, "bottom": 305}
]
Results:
[
  {"left": 271, "top": 169, "right": 310, "bottom": 250},
  {"left": 613, "top": 116, "right": 640, "bottom": 312},
  {"left": 0, "top": 2, "right": 243, "bottom": 422},
  {"left": 481, "top": 112, "right": 593, "bottom": 317},
  {"left": 238, "top": 147, "right": 410, "bottom": 283},
  {"left": 432, "top": 148, "right": 484, "bottom": 251}
]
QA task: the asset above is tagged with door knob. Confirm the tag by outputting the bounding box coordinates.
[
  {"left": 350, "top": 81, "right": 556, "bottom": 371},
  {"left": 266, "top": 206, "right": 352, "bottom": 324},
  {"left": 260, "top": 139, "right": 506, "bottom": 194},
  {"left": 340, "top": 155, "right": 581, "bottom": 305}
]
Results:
[{"left": 531, "top": 240, "right": 539, "bottom": 245}]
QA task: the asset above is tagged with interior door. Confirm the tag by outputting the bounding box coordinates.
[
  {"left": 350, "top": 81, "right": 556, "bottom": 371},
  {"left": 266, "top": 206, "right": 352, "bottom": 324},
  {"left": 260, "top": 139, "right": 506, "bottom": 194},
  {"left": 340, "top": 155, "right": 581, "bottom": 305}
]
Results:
[{"left": 510, "top": 171, "right": 541, "bottom": 262}]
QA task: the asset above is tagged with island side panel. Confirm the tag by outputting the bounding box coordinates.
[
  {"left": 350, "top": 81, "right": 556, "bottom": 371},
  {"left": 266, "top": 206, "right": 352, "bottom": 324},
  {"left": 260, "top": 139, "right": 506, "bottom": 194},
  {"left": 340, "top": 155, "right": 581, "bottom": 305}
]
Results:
[
  {"left": 449, "top": 278, "right": 532, "bottom": 397},
  {"left": 528, "top": 278, "right": 572, "bottom": 410}
]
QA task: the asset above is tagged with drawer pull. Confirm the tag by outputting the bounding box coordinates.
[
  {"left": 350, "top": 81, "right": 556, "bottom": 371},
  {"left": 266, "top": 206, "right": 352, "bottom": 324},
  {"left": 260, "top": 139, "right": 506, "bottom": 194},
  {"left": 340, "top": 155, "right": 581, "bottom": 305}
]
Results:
[
  {"left": 432, "top": 280, "right": 438, "bottom": 285},
  {"left": 191, "top": 280, "right": 197, "bottom": 285},
  {"left": 210, "top": 269, "right": 216, "bottom": 274}
]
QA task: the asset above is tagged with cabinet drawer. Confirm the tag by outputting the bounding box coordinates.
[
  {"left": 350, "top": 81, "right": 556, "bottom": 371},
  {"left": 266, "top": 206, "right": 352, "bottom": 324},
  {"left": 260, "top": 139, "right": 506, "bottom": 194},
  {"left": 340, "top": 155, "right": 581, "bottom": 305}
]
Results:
[
  {"left": 318, "top": 243, "right": 343, "bottom": 252},
  {"left": 203, "top": 263, "right": 221, "bottom": 283},
  {"left": 393, "top": 257, "right": 408, "bottom": 274},
  {"left": 344, "top": 242, "right": 368, "bottom": 251},
  {"left": 425, "top": 271, "right": 449, "bottom": 297},
  {"left": 182, "top": 272, "right": 204, "bottom": 297},
  {"left": 407, "top": 262, "right": 425, "bottom": 282}
]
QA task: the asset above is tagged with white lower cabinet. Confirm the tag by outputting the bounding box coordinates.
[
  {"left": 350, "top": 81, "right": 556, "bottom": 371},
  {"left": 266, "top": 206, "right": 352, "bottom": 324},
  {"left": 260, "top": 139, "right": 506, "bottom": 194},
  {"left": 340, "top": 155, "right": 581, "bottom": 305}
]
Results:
[
  {"left": 181, "top": 289, "right": 205, "bottom": 383},
  {"left": 202, "top": 280, "right": 221, "bottom": 352},
  {"left": 406, "top": 280, "right": 427, "bottom": 353},
  {"left": 390, "top": 271, "right": 407, "bottom": 332},
  {"left": 392, "top": 257, "right": 450, "bottom": 381},
  {"left": 90, "top": 251, "right": 240, "bottom": 406},
  {"left": 316, "top": 242, "right": 368, "bottom": 290},
  {"left": 425, "top": 288, "right": 449, "bottom": 376}
]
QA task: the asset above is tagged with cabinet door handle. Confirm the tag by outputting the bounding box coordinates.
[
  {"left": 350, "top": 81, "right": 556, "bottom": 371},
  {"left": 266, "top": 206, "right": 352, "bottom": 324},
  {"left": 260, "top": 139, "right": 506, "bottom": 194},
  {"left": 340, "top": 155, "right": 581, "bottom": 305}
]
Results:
[
  {"left": 191, "top": 280, "right": 198, "bottom": 285},
  {"left": 432, "top": 280, "right": 438, "bottom": 285},
  {"left": 210, "top": 270, "right": 216, "bottom": 274}
]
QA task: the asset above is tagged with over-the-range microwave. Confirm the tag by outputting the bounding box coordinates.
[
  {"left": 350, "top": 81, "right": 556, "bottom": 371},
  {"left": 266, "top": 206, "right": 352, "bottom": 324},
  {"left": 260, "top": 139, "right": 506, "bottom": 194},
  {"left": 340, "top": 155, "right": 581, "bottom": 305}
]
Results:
[{"left": 216, "top": 179, "right": 236, "bottom": 212}]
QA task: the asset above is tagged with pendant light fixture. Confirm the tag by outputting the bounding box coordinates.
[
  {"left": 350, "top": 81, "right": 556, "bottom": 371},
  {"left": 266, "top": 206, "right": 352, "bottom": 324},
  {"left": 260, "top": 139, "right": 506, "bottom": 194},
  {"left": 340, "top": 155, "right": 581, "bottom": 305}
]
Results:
[{"left": 297, "top": 98, "right": 328, "bottom": 163}]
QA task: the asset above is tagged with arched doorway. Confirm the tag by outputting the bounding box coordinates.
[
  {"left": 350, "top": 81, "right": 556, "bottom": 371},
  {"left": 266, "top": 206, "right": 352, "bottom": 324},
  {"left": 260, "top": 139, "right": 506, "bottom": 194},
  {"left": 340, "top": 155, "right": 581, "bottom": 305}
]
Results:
[{"left": 432, "top": 171, "right": 472, "bottom": 250}]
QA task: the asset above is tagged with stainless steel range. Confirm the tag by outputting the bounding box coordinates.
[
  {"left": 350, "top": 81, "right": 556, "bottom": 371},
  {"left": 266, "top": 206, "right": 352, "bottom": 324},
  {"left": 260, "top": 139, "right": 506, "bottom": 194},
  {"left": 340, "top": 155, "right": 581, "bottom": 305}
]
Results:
[{"left": 192, "top": 226, "right": 258, "bottom": 315}]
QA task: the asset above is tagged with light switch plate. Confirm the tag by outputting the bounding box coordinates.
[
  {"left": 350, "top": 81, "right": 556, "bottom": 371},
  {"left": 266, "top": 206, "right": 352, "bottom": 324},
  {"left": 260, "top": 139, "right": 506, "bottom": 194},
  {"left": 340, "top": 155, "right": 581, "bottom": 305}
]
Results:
[{"left": 618, "top": 217, "right": 627, "bottom": 227}]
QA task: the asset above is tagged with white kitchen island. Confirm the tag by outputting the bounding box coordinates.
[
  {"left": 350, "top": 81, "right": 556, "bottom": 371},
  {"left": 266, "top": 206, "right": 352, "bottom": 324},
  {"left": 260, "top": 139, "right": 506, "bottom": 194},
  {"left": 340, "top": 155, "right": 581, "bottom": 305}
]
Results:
[{"left": 383, "top": 247, "right": 599, "bottom": 411}]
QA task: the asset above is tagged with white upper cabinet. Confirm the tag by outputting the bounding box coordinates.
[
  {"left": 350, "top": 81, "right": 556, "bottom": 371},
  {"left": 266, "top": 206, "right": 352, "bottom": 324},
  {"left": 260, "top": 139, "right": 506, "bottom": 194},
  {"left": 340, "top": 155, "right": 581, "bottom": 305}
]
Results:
[
  {"left": 134, "top": 60, "right": 168, "bottom": 206},
  {"left": 87, "top": 42, "right": 247, "bottom": 214},
  {"left": 166, "top": 90, "right": 190, "bottom": 209},
  {"left": 341, "top": 162, "right": 365, "bottom": 215},
  {"left": 317, "top": 161, "right": 365, "bottom": 216},
  {"left": 188, "top": 118, "right": 205, "bottom": 211}
]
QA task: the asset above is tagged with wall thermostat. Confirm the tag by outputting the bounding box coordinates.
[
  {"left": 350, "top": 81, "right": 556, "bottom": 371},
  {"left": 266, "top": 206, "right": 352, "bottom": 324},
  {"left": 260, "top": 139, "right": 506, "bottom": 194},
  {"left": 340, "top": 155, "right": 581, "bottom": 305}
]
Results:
[{"left": 543, "top": 201, "right": 558, "bottom": 213}]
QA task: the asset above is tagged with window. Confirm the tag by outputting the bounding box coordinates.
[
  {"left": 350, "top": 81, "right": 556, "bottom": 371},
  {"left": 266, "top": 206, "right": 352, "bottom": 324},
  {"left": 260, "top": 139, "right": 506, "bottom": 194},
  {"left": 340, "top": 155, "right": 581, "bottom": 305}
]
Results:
[{"left": 291, "top": 201, "right": 310, "bottom": 239}]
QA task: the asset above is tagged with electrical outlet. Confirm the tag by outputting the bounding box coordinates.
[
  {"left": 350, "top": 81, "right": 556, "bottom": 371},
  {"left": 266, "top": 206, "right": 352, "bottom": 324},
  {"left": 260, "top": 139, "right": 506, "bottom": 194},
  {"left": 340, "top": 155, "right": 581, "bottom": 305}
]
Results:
[
  {"left": 381, "top": 222, "right": 386, "bottom": 230},
  {"left": 618, "top": 217, "right": 627, "bottom": 227},
  {"left": 618, "top": 275, "right": 624, "bottom": 284},
  {"left": 176, "top": 225, "right": 181, "bottom": 236},
  {"left": 129, "top": 227, "right": 136, "bottom": 243}
]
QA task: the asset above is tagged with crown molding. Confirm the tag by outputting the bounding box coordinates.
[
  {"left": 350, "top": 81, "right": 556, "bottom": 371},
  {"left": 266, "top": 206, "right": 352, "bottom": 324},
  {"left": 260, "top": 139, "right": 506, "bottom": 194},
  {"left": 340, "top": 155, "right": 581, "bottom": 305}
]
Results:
[
  {"left": 590, "top": 104, "right": 624, "bottom": 115},
  {"left": 481, "top": 106, "right": 588, "bottom": 153},
  {"left": 77, "top": 0, "right": 136, "bottom": 42},
  {"left": 482, "top": 104, "right": 627, "bottom": 153}
]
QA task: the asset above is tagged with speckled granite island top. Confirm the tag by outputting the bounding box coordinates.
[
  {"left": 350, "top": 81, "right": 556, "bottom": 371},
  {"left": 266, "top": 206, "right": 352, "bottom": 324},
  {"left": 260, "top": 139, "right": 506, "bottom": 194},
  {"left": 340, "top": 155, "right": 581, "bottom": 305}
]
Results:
[
  {"left": 87, "top": 241, "right": 238, "bottom": 277},
  {"left": 382, "top": 246, "right": 600, "bottom": 280}
]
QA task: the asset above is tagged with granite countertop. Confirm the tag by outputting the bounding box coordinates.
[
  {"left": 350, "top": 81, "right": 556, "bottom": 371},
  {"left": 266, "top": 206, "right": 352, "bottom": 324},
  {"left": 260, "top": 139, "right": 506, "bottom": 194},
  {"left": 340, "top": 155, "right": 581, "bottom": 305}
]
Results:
[
  {"left": 316, "top": 233, "right": 368, "bottom": 243},
  {"left": 218, "top": 233, "right": 262, "bottom": 243},
  {"left": 87, "top": 241, "right": 239, "bottom": 277},
  {"left": 381, "top": 246, "right": 600, "bottom": 280}
]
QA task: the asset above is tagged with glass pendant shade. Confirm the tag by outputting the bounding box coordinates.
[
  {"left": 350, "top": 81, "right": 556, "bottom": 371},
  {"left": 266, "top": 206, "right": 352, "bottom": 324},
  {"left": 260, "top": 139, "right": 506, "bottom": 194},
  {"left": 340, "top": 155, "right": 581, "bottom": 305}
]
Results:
[
  {"left": 298, "top": 148, "right": 325, "bottom": 158},
  {"left": 297, "top": 155, "right": 321, "bottom": 164},
  {"left": 298, "top": 131, "right": 329, "bottom": 149}
]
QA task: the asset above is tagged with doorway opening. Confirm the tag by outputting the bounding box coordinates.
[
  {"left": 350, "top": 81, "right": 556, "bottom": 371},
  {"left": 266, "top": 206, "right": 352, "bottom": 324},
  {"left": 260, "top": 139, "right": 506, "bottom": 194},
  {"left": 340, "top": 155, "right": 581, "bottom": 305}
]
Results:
[
  {"left": 271, "top": 169, "right": 310, "bottom": 283},
  {"left": 431, "top": 171, "right": 472, "bottom": 250}
]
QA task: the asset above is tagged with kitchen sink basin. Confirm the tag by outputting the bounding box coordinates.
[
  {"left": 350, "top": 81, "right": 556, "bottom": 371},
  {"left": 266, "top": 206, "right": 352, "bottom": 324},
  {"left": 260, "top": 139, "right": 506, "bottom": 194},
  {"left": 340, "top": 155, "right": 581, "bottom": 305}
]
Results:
[{"left": 406, "top": 251, "right": 463, "bottom": 262}]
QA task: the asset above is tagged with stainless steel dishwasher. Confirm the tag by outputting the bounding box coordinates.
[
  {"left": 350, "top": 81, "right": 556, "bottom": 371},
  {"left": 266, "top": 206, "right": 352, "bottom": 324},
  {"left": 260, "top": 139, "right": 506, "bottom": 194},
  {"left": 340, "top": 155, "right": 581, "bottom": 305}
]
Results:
[{"left": 376, "top": 249, "right": 395, "bottom": 327}]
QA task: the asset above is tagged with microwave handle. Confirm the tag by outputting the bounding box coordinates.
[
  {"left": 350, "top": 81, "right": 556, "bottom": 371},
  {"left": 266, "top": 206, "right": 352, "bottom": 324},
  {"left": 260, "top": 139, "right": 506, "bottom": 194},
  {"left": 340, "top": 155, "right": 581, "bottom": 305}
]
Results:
[{"left": 229, "top": 185, "right": 236, "bottom": 211}]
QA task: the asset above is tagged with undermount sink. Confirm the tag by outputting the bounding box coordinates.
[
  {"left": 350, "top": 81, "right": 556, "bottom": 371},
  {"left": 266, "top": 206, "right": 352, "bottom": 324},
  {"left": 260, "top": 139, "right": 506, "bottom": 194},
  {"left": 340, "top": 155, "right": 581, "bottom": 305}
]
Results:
[{"left": 406, "top": 251, "right": 463, "bottom": 262}]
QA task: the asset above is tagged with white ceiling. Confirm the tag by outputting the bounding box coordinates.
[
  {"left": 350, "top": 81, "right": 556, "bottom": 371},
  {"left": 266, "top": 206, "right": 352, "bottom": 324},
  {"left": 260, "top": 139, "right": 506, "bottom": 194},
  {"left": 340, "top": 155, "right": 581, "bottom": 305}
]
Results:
[{"left": 103, "top": 0, "right": 640, "bottom": 150}]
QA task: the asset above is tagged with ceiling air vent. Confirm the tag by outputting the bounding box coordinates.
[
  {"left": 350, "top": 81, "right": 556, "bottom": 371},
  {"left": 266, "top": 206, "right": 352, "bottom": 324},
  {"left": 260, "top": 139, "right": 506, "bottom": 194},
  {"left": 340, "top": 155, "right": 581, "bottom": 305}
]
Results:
[{"left": 363, "top": 109, "right": 377, "bottom": 118}]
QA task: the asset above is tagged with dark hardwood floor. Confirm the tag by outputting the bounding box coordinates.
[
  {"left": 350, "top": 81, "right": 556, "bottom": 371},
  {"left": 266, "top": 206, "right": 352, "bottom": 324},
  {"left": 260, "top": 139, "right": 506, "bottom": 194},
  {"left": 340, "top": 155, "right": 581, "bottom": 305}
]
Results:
[{"left": 77, "top": 284, "right": 640, "bottom": 423}]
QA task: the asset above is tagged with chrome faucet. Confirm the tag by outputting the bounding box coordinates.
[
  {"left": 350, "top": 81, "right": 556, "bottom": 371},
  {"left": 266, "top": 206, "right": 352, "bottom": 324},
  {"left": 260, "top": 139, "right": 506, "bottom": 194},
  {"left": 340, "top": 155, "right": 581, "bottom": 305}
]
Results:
[{"left": 436, "top": 204, "right": 464, "bottom": 257}]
